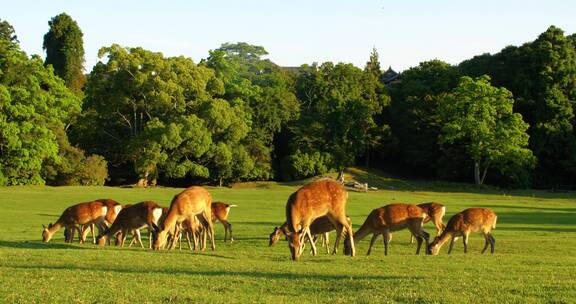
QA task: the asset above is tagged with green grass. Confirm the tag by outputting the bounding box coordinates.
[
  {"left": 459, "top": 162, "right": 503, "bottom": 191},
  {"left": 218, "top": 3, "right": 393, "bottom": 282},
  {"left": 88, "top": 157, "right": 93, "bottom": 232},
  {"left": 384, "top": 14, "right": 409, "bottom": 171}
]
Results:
[{"left": 1, "top": 174, "right": 575, "bottom": 303}]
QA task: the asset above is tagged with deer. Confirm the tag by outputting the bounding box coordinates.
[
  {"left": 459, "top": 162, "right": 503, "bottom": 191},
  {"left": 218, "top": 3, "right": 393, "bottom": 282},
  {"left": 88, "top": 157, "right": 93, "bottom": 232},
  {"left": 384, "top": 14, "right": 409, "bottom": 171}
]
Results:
[
  {"left": 284, "top": 178, "right": 355, "bottom": 260},
  {"left": 269, "top": 215, "right": 351, "bottom": 254},
  {"left": 96, "top": 201, "right": 163, "bottom": 248},
  {"left": 410, "top": 202, "right": 446, "bottom": 244},
  {"left": 347, "top": 203, "right": 430, "bottom": 256},
  {"left": 153, "top": 186, "right": 215, "bottom": 251},
  {"left": 211, "top": 202, "right": 236, "bottom": 242},
  {"left": 428, "top": 208, "right": 497, "bottom": 255},
  {"left": 73, "top": 199, "right": 123, "bottom": 244},
  {"left": 42, "top": 201, "right": 108, "bottom": 243}
]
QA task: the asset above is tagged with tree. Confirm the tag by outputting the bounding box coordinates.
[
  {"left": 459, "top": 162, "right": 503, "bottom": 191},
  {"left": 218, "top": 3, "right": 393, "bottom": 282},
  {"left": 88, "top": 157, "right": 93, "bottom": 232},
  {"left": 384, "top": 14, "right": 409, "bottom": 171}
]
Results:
[
  {"left": 0, "top": 37, "right": 81, "bottom": 185},
  {"left": 79, "top": 44, "right": 255, "bottom": 186},
  {"left": 364, "top": 47, "right": 382, "bottom": 79},
  {"left": 0, "top": 19, "right": 18, "bottom": 44},
  {"left": 286, "top": 62, "right": 388, "bottom": 178},
  {"left": 388, "top": 60, "right": 461, "bottom": 176},
  {"left": 43, "top": 13, "right": 85, "bottom": 95},
  {"left": 438, "top": 76, "right": 535, "bottom": 186},
  {"left": 203, "top": 42, "right": 300, "bottom": 180}
]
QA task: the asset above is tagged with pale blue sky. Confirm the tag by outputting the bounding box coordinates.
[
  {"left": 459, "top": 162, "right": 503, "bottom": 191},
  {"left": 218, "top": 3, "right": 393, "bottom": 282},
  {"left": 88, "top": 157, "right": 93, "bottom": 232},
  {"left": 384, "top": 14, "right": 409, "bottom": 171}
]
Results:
[{"left": 2, "top": 1, "right": 575, "bottom": 72}]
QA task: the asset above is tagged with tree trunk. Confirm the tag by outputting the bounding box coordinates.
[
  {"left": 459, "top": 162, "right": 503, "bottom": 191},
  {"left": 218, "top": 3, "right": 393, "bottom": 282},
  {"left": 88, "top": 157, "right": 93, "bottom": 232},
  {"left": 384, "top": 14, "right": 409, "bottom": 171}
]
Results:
[
  {"left": 474, "top": 162, "right": 481, "bottom": 185},
  {"left": 480, "top": 166, "right": 489, "bottom": 185},
  {"left": 365, "top": 144, "right": 370, "bottom": 168}
]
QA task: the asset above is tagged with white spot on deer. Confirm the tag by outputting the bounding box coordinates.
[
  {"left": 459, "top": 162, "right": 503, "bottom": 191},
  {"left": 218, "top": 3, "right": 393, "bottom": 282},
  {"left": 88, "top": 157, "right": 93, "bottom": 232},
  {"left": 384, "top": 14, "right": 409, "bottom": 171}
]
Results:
[
  {"left": 114, "top": 205, "right": 122, "bottom": 216},
  {"left": 101, "top": 206, "right": 108, "bottom": 217},
  {"left": 152, "top": 208, "right": 163, "bottom": 224}
]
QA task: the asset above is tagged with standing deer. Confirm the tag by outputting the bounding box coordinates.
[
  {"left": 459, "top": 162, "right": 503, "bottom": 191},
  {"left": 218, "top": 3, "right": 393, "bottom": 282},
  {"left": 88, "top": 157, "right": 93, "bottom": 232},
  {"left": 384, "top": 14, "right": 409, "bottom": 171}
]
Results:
[
  {"left": 410, "top": 202, "right": 446, "bottom": 244},
  {"left": 429, "top": 208, "right": 497, "bottom": 255},
  {"left": 153, "top": 186, "right": 215, "bottom": 251},
  {"left": 42, "top": 201, "right": 108, "bottom": 243},
  {"left": 211, "top": 202, "right": 236, "bottom": 242},
  {"left": 349, "top": 203, "right": 430, "bottom": 256},
  {"left": 97, "top": 201, "right": 163, "bottom": 248},
  {"left": 284, "top": 179, "right": 355, "bottom": 260}
]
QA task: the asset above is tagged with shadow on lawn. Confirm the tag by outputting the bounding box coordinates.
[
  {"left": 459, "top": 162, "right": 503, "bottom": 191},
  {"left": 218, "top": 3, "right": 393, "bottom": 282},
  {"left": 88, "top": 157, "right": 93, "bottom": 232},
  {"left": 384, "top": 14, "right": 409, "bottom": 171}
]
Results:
[
  {"left": 0, "top": 240, "right": 88, "bottom": 250},
  {"left": 6, "top": 264, "right": 413, "bottom": 281}
]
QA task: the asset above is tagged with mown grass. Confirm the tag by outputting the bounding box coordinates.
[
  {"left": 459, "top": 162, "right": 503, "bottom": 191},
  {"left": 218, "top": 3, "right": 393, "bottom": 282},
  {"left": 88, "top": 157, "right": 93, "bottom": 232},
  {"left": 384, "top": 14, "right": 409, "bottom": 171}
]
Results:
[{"left": 0, "top": 175, "right": 575, "bottom": 303}]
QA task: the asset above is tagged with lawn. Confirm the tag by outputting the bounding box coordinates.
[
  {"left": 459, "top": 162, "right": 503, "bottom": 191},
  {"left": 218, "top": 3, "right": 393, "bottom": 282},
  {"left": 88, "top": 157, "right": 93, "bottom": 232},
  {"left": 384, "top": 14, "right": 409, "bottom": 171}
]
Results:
[{"left": 0, "top": 174, "right": 575, "bottom": 303}]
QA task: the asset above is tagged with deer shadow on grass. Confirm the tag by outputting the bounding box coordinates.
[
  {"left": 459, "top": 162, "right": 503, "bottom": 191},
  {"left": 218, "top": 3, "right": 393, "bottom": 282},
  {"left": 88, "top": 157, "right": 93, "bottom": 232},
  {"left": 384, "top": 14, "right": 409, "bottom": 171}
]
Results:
[
  {"left": 5, "top": 264, "right": 414, "bottom": 282},
  {"left": 0, "top": 240, "right": 89, "bottom": 250}
]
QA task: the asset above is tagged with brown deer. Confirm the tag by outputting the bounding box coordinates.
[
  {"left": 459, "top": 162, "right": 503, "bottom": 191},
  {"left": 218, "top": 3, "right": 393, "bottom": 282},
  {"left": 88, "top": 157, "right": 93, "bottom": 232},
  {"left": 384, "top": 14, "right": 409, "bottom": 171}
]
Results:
[
  {"left": 42, "top": 201, "right": 108, "bottom": 243},
  {"left": 75, "top": 199, "right": 123, "bottom": 244},
  {"left": 429, "top": 208, "right": 497, "bottom": 255},
  {"left": 211, "top": 202, "right": 236, "bottom": 242},
  {"left": 349, "top": 203, "right": 430, "bottom": 256},
  {"left": 410, "top": 202, "right": 446, "bottom": 244},
  {"left": 284, "top": 179, "right": 355, "bottom": 260},
  {"left": 97, "top": 201, "right": 163, "bottom": 248},
  {"left": 153, "top": 186, "right": 215, "bottom": 251},
  {"left": 269, "top": 216, "right": 351, "bottom": 254}
]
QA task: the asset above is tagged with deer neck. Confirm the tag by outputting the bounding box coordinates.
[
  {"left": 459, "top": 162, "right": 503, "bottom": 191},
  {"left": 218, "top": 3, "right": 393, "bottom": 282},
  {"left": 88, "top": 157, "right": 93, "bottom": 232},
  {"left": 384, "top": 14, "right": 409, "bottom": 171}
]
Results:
[
  {"left": 161, "top": 209, "right": 179, "bottom": 233},
  {"left": 353, "top": 221, "right": 372, "bottom": 242}
]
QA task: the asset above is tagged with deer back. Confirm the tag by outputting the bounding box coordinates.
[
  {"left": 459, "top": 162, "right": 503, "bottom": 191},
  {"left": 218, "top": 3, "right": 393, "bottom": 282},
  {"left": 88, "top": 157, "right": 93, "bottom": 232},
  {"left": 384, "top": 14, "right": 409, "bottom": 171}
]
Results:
[
  {"left": 60, "top": 201, "right": 108, "bottom": 226},
  {"left": 372, "top": 204, "right": 427, "bottom": 231},
  {"left": 446, "top": 208, "right": 497, "bottom": 233},
  {"left": 97, "top": 199, "right": 123, "bottom": 224},
  {"left": 286, "top": 179, "right": 347, "bottom": 232}
]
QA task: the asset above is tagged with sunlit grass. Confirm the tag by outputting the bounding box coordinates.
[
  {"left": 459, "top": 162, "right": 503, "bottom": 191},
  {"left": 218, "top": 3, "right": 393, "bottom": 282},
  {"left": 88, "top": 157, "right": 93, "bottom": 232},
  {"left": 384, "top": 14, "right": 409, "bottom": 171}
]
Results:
[{"left": 0, "top": 177, "right": 575, "bottom": 303}]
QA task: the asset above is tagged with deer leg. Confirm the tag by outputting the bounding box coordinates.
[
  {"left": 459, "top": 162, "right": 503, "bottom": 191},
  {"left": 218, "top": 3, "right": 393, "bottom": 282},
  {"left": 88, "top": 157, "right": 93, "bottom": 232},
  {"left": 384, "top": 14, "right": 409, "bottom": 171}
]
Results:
[
  {"left": 90, "top": 223, "right": 96, "bottom": 244},
  {"left": 136, "top": 230, "right": 144, "bottom": 248},
  {"left": 306, "top": 229, "right": 317, "bottom": 256},
  {"left": 462, "top": 232, "right": 469, "bottom": 253},
  {"left": 223, "top": 221, "right": 233, "bottom": 243},
  {"left": 323, "top": 232, "right": 329, "bottom": 254},
  {"left": 489, "top": 234, "right": 495, "bottom": 254},
  {"left": 481, "top": 233, "right": 490, "bottom": 254},
  {"left": 367, "top": 233, "right": 378, "bottom": 256},
  {"left": 384, "top": 231, "right": 392, "bottom": 256},
  {"left": 332, "top": 224, "right": 344, "bottom": 255},
  {"left": 448, "top": 236, "right": 455, "bottom": 254},
  {"left": 410, "top": 234, "right": 414, "bottom": 244}
]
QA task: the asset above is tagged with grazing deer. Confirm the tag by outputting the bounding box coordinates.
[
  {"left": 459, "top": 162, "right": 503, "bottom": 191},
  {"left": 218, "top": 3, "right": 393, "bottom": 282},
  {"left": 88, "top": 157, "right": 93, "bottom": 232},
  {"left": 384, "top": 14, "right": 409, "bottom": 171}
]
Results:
[
  {"left": 284, "top": 179, "right": 355, "bottom": 260},
  {"left": 410, "top": 202, "right": 446, "bottom": 244},
  {"left": 429, "top": 208, "right": 497, "bottom": 255},
  {"left": 42, "top": 201, "right": 108, "bottom": 243},
  {"left": 269, "top": 216, "right": 351, "bottom": 254},
  {"left": 211, "top": 202, "right": 236, "bottom": 242},
  {"left": 76, "top": 199, "right": 123, "bottom": 244},
  {"left": 349, "top": 203, "right": 430, "bottom": 256},
  {"left": 153, "top": 186, "right": 215, "bottom": 251},
  {"left": 97, "top": 201, "right": 163, "bottom": 248}
]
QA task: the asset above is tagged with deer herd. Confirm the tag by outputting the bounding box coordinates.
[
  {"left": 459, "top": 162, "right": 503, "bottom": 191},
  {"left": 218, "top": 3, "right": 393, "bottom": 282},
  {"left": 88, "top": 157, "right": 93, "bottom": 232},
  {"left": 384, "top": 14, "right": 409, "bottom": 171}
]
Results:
[{"left": 41, "top": 179, "right": 497, "bottom": 260}]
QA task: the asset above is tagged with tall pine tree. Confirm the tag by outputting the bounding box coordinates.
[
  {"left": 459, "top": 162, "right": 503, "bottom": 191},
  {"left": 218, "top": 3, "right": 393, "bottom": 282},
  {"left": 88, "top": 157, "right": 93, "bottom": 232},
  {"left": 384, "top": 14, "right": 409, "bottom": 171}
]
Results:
[{"left": 43, "top": 13, "right": 85, "bottom": 95}]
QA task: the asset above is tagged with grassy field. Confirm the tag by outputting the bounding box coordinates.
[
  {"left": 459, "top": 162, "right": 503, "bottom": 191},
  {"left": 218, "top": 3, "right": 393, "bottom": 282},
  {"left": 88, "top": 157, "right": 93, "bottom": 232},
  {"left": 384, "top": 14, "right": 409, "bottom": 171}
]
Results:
[{"left": 1, "top": 172, "right": 575, "bottom": 303}]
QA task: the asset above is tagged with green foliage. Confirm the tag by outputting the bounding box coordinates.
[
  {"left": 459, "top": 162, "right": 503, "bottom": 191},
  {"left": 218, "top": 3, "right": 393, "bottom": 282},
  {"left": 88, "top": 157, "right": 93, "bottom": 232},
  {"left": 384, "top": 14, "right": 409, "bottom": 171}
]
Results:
[
  {"left": 43, "top": 13, "right": 85, "bottom": 95},
  {"left": 459, "top": 26, "right": 576, "bottom": 187},
  {"left": 438, "top": 76, "right": 536, "bottom": 186},
  {"left": 0, "top": 18, "right": 18, "bottom": 44},
  {"left": 0, "top": 39, "right": 81, "bottom": 185},
  {"left": 204, "top": 42, "right": 300, "bottom": 180},
  {"left": 288, "top": 62, "right": 388, "bottom": 178},
  {"left": 388, "top": 60, "right": 461, "bottom": 174}
]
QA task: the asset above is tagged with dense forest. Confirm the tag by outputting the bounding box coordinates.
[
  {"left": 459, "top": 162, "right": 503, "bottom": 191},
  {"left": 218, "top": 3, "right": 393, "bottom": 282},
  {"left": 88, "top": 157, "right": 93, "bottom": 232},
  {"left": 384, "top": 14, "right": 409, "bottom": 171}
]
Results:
[{"left": 1, "top": 14, "right": 575, "bottom": 188}]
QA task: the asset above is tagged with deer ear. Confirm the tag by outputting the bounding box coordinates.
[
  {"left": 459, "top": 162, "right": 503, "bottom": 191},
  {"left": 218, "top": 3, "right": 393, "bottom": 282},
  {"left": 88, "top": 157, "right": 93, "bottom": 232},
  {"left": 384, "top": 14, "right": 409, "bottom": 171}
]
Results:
[{"left": 42, "top": 224, "right": 46, "bottom": 229}]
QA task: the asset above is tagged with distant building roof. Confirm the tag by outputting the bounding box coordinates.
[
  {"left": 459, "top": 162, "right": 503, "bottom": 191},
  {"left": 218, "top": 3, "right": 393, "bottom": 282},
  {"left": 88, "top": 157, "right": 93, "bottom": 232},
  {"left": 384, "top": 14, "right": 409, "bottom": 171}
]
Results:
[{"left": 381, "top": 66, "right": 400, "bottom": 84}]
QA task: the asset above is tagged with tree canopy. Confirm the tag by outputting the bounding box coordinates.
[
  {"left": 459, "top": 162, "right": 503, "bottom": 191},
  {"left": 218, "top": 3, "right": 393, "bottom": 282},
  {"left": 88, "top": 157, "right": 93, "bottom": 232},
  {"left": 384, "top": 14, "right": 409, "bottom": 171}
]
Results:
[{"left": 43, "top": 13, "right": 86, "bottom": 95}]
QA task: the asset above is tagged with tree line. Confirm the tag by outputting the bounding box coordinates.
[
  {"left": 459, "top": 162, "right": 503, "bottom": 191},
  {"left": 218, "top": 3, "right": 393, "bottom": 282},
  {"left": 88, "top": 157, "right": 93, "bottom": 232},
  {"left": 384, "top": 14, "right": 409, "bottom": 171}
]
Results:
[{"left": 1, "top": 13, "right": 574, "bottom": 188}]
